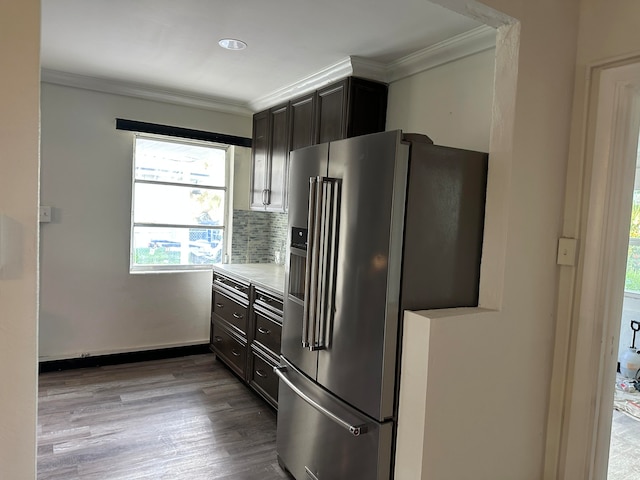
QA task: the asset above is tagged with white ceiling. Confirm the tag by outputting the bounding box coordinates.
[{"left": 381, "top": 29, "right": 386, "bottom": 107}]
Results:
[{"left": 41, "top": 0, "right": 487, "bottom": 113}]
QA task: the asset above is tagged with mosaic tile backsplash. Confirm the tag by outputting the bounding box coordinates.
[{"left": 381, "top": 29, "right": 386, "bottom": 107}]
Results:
[{"left": 231, "top": 210, "right": 288, "bottom": 264}]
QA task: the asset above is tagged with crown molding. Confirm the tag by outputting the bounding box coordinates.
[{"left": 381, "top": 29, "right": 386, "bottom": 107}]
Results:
[
  {"left": 41, "top": 25, "right": 495, "bottom": 116},
  {"left": 349, "top": 56, "right": 388, "bottom": 83},
  {"left": 40, "top": 69, "right": 253, "bottom": 117},
  {"left": 251, "top": 25, "right": 495, "bottom": 111},
  {"left": 385, "top": 25, "right": 496, "bottom": 82},
  {"left": 247, "top": 58, "right": 355, "bottom": 112}
]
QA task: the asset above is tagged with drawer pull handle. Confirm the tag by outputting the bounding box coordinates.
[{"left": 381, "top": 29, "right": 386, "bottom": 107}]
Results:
[
  {"left": 215, "top": 303, "right": 224, "bottom": 308},
  {"left": 233, "top": 312, "right": 243, "bottom": 319},
  {"left": 214, "top": 336, "right": 223, "bottom": 343},
  {"left": 231, "top": 349, "right": 241, "bottom": 357},
  {"left": 255, "top": 369, "right": 268, "bottom": 378},
  {"left": 258, "top": 327, "right": 271, "bottom": 335}
]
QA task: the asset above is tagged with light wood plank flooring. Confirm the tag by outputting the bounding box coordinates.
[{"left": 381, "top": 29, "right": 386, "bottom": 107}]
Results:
[{"left": 37, "top": 353, "right": 289, "bottom": 480}]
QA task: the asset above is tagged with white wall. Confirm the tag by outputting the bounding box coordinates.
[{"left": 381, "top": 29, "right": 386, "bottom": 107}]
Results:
[
  {"left": 39, "top": 83, "right": 251, "bottom": 360},
  {"left": 0, "top": 0, "right": 40, "bottom": 478},
  {"left": 554, "top": 1, "right": 640, "bottom": 477},
  {"left": 394, "top": 0, "right": 581, "bottom": 478},
  {"left": 387, "top": 47, "right": 495, "bottom": 152}
]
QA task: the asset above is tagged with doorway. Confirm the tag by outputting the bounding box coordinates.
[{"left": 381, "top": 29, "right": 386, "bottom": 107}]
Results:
[
  {"left": 608, "top": 139, "right": 640, "bottom": 479},
  {"left": 555, "top": 59, "right": 640, "bottom": 480}
]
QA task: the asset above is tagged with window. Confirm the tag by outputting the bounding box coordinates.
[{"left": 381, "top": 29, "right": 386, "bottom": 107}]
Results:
[
  {"left": 626, "top": 190, "right": 640, "bottom": 293},
  {"left": 130, "top": 135, "right": 228, "bottom": 272}
]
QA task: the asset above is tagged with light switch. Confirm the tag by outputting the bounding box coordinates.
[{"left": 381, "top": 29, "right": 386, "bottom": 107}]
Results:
[
  {"left": 39, "top": 206, "right": 52, "bottom": 223},
  {"left": 557, "top": 237, "right": 577, "bottom": 266}
]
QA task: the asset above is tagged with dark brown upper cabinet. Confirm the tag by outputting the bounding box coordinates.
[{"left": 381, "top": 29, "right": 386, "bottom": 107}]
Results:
[
  {"left": 250, "top": 76, "right": 388, "bottom": 212},
  {"left": 289, "top": 92, "right": 316, "bottom": 151},
  {"left": 250, "top": 103, "right": 290, "bottom": 211},
  {"left": 250, "top": 109, "right": 270, "bottom": 209}
]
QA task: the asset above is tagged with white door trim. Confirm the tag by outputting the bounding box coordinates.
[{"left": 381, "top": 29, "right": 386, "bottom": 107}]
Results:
[{"left": 551, "top": 59, "right": 640, "bottom": 480}]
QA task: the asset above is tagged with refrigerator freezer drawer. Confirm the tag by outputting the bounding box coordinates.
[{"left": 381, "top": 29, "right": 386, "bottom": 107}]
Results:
[{"left": 275, "top": 358, "right": 393, "bottom": 480}]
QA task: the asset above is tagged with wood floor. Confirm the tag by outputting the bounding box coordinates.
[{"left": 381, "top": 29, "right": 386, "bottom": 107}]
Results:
[{"left": 37, "top": 353, "right": 290, "bottom": 480}]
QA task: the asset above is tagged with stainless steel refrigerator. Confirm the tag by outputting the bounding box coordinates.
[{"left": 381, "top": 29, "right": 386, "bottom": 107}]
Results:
[{"left": 274, "top": 130, "right": 488, "bottom": 480}]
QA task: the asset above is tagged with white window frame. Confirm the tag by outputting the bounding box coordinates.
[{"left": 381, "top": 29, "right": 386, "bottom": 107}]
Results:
[{"left": 129, "top": 133, "right": 231, "bottom": 273}]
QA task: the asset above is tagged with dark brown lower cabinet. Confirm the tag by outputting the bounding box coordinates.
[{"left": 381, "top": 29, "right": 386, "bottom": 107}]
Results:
[
  {"left": 211, "top": 320, "right": 247, "bottom": 378},
  {"left": 210, "top": 271, "right": 283, "bottom": 409},
  {"left": 249, "top": 345, "right": 279, "bottom": 408}
]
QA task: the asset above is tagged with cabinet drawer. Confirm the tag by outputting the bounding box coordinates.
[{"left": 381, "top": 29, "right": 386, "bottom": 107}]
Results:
[
  {"left": 211, "top": 322, "right": 247, "bottom": 378},
  {"left": 213, "top": 272, "right": 250, "bottom": 299},
  {"left": 254, "top": 312, "right": 282, "bottom": 356},
  {"left": 250, "top": 348, "right": 279, "bottom": 407},
  {"left": 254, "top": 288, "right": 284, "bottom": 317},
  {"left": 213, "top": 291, "right": 248, "bottom": 335}
]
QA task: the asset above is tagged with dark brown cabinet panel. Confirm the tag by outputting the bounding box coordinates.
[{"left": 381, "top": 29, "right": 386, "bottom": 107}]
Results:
[
  {"left": 345, "top": 77, "right": 389, "bottom": 138},
  {"left": 289, "top": 93, "right": 316, "bottom": 151},
  {"left": 213, "top": 270, "right": 250, "bottom": 298},
  {"left": 317, "top": 80, "right": 348, "bottom": 143},
  {"left": 253, "top": 309, "right": 282, "bottom": 355},
  {"left": 249, "top": 346, "right": 279, "bottom": 408},
  {"left": 250, "top": 109, "right": 270, "bottom": 209},
  {"left": 210, "top": 269, "right": 284, "bottom": 408},
  {"left": 212, "top": 291, "right": 248, "bottom": 336},
  {"left": 211, "top": 321, "right": 247, "bottom": 378},
  {"left": 250, "top": 76, "right": 388, "bottom": 214},
  {"left": 267, "top": 103, "right": 289, "bottom": 211},
  {"left": 316, "top": 77, "right": 388, "bottom": 144},
  {"left": 250, "top": 103, "right": 289, "bottom": 211}
]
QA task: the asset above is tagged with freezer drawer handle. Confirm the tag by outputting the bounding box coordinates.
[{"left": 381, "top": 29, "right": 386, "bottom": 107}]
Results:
[{"left": 274, "top": 366, "right": 369, "bottom": 437}]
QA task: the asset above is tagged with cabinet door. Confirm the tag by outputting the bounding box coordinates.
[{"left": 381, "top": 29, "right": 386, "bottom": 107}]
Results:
[
  {"left": 316, "top": 79, "right": 348, "bottom": 143},
  {"left": 346, "top": 77, "right": 388, "bottom": 138},
  {"left": 249, "top": 347, "right": 279, "bottom": 408},
  {"left": 212, "top": 290, "right": 249, "bottom": 336},
  {"left": 265, "top": 103, "right": 290, "bottom": 211},
  {"left": 211, "top": 320, "right": 248, "bottom": 380},
  {"left": 290, "top": 92, "right": 316, "bottom": 151},
  {"left": 250, "top": 110, "right": 270, "bottom": 209}
]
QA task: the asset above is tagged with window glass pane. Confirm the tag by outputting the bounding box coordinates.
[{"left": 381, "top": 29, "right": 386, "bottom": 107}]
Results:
[
  {"left": 626, "top": 189, "right": 640, "bottom": 293},
  {"left": 132, "top": 226, "right": 223, "bottom": 267},
  {"left": 631, "top": 190, "right": 640, "bottom": 239},
  {"left": 133, "top": 183, "right": 225, "bottom": 226},
  {"left": 134, "top": 137, "right": 226, "bottom": 187}
]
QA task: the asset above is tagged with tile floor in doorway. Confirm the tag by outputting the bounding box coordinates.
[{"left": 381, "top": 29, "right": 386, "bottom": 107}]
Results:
[{"left": 608, "top": 409, "right": 640, "bottom": 479}]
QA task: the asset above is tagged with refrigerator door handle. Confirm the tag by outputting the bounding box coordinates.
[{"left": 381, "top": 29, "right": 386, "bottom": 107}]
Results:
[
  {"left": 312, "top": 178, "right": 340, "bottom": 351},
  {"left": 312, "top": 179, "right": 329, "bottom": 351},
  {"left": 274, "top": 365, "right": 370, "bottom": 436},
  {"left": 303, "top": 177, "right": 340, "bottom": 352},
  {"left": 302, "top": 177, "right": 322, "bottom": 348}
]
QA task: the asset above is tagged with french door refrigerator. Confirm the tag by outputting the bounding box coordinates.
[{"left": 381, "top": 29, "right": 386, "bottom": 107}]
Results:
[{"left": 275, "top": 129, "right": 488, "bottom": 480}]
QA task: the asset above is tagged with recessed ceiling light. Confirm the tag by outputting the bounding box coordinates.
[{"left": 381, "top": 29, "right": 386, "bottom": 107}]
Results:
[{"left": 218, "top": 38, "right": 247, "bottom": 51}]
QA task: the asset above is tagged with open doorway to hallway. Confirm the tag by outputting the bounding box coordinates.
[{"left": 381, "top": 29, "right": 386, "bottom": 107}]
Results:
[{"left": 608, "top": 136, "right": 640, "bottom": 480}]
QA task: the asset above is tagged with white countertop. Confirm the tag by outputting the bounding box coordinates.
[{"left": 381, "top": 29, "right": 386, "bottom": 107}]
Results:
[{"left": 214, "top": 263, "right": 285, "bottom": 295}]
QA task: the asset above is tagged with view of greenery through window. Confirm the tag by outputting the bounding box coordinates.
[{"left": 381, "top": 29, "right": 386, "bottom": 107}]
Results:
[
  {"left": 626, "top": 190, "right": 640, "bottom": 293},
  {"left": 130, "top": 136, "right": 227, "bottom": 272}
]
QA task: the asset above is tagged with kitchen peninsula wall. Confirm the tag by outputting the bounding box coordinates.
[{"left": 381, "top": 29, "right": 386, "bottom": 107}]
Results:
[{"left": 231, "top": 210, "right": 287, "bottom": 263}]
